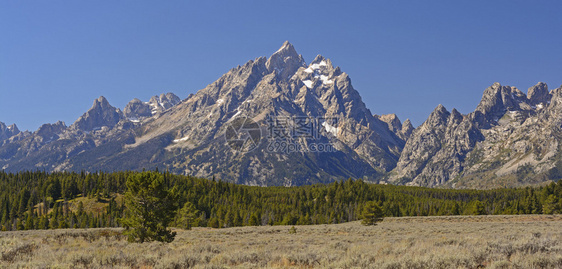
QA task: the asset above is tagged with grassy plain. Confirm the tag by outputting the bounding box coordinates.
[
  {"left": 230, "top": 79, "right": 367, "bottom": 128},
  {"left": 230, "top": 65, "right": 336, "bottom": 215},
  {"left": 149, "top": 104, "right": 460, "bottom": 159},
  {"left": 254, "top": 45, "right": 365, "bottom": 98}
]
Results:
[{"left": 1, "top": 215, "right": 562, "bottom": 268}]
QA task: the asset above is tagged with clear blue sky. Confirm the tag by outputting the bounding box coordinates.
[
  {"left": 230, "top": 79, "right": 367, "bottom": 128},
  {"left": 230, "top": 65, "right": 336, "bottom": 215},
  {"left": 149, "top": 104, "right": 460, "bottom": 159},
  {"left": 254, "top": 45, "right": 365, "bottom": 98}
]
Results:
[{"left": 2, "top": 1, "right": 562, "bottom": 131}]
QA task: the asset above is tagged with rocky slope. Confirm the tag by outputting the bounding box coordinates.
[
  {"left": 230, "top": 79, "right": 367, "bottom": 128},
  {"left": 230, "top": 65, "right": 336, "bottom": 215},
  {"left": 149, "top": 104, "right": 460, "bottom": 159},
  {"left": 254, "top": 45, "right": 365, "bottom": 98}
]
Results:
[
  {"left": 376, "top": 114, "right": 414, "bottom": 141},
  {"left": 0, "top": 122, "right": 20, "bottom": 142},
  {"left": 2, "top": 42, "right": 560, "bottom": 189},
  {"left": 70, "top": 41, "right": 405, "bottom": 186},
  {"left": 123, "top": 93, "right": 181, "bottom": 121},
  {"left": 0, "top": 93, "right": 180, "bottom": 172},
  {"left": 71, "top": 96, "right": 125, "bottom": 132},
  {"left": 390, "top": 82, "right": 562, "bottom": 188},
  {"left": 0, "top": 42, "right": 406, "bottom": 186}
]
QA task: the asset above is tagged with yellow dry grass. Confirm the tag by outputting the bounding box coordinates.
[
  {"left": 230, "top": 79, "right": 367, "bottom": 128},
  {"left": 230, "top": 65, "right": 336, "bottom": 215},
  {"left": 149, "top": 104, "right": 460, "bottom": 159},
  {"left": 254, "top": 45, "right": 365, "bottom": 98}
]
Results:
[{"left": 1, "top": 215, "right": 561, "bottom": 268}]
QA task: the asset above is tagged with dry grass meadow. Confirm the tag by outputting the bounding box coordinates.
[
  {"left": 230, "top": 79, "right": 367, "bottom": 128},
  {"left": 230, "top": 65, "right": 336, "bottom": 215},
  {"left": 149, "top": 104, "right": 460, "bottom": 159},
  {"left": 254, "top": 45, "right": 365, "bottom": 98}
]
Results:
[{"left": 1, "top": 215, "right": 562, "bottom": 268}]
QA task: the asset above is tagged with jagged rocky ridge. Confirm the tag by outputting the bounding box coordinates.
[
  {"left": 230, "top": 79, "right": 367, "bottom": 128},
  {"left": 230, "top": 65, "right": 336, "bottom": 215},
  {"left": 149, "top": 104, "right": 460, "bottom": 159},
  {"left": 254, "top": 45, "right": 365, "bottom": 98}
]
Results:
[
  {"left": 1, "top": 42, "right": 560, "bottom": 188},
  {"left": 0, "top": 122, "right": 20, "bottom": 142},
  {"left": 0, "top": 42, "right": 406, "bottom": 186},
  {"left": 124, "top": 93, "right": 181, "bottom": 122},
  {"left": 376, "top": 114, "right": 413, "bottom": 141},
  {"left": 0, "top": 93, "right": 180, "bottom": 172},
  {"left": 106, "top": 41, "right": 405, "bottom": 186},
  {"left": 390, "top": 82, "right": 562, "bottom": 188}
]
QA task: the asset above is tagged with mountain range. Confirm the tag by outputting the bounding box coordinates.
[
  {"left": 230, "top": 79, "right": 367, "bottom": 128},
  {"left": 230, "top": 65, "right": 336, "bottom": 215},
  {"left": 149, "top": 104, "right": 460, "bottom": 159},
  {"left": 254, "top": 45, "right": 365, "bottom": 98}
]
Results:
[{"left": 1, "top": 42, "right": 561, "bottom": 188}]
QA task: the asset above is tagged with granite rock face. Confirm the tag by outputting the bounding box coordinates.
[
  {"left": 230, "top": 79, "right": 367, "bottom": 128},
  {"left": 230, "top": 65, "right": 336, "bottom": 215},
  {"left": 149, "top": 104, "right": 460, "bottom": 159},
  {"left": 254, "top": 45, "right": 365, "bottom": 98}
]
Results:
[
  {"left": 528, "top": 82, "right": 551, "bottom": 106},
  {"left": 0, "top": 122, "right": 20, "bottom": 142},
  {"left": 0, "top": 91, "right": 181, "bottom": 172},
  {"left": 376, "top": 114, "right": 413, "bottom": 141},
  {"left": 1, "top": 42, "right": 560, "bottom": 189},
  {"left": 110, "top": 42, "right": 405, "bottom": 186},
  {"left": 391, "top": 82, "right": 562, "bottom": 188},
  {"left": 123, "top": 98, "right": 153, "bottom": 120},
  {"left": 0, "top": 42, "right": 404, "bottom": 186},
  {"left": 123, "top": 93, "right": 181, "bottom": 121},
  {"left": 71, "top": 96, "right": 125, "bottom": 132},
  {"left": 265, "top": 41, "right": 306, "bottom": 81}
]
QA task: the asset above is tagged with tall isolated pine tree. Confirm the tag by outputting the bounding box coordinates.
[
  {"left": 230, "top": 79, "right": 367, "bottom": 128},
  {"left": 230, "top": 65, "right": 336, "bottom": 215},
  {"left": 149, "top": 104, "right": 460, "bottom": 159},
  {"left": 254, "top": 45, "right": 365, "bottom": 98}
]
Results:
[
  {"left": 175, "top": 201, "right": 198, "bottom": 230},
  {"left": 120, "top": 172, "right": 177, "bottom": 243},
  {"left": 361, "top": 201, "right": 384, "bottom": 226}
]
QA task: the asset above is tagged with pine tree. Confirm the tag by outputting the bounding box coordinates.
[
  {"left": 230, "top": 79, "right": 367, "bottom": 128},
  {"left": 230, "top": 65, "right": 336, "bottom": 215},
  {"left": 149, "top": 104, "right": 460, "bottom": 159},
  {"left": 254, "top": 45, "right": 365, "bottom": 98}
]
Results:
[
  {"left": 543, "top": 195, "right": 559, "bottom": 214},
  {"left": 249, "top": 213, "right": 260, "bottom": 226},
  {"left": 119, "top": 172, "right": 177, "bottom": 243},
  {"left": 47, "top": 178, "right": 62, "bottom": 201},
  {"left": 233, "top": 211, "right": 242, "bottom": 227},
  {"left": 224, "top": 209, "right": 234, "bottom": 228},
  {"left": 18, "top": 190, "right": 30, "bottom": 216},
  {"left": 208, "top": 217, "right": 220, "bottom": 228},
  {"left": 472, "top": 200, "right": 486, "bottom": 215},
  {"left": 1, "top": 210, "right": 8, "bottom": 230},
  {"left": 176, "top": 201, "right": 198, "bottom": 230},
  {"left": 77, "top": 201, "right": 85, "bottom": 216},
  {"left": 16, "top": 219, "right": 24, "bottom": 230},
  {"left": 89, "top": 214, "right": 96, "bottom": 228},
  {"left": 451, "top": 202, "right": 461, "bottom": 215},
  {"left": 39, "top": 216, "right": 49, "bottom": 230},
  {"left": 24, "top": 206, "right": 35, "bottom": 230},
  {"left": 361, "top": 201, "right": 384, "bottom": 226}
]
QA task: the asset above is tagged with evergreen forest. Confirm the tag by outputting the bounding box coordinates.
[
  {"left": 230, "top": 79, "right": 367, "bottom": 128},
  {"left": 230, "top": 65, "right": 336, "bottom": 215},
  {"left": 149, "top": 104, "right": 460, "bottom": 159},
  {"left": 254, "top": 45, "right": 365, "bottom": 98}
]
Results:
[{"left": 1, "top": 170, "right": 561, "bottom": 231}]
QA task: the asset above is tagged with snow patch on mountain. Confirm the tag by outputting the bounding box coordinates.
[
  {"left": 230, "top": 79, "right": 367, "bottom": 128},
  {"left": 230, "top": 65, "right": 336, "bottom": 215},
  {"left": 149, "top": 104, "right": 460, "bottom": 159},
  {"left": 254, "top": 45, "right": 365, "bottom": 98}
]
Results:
[
  {"left": 317, "top": 75, "right": 333, "bottom": 85},
  {"left": 173, "top": 136, "right": 189, "bottom": 143},
  {"left": 128, "top": 117, "right": 140, "bottom": 123},
  {"left": 322, "top": 121, "right": 339, "bottom": 137}
]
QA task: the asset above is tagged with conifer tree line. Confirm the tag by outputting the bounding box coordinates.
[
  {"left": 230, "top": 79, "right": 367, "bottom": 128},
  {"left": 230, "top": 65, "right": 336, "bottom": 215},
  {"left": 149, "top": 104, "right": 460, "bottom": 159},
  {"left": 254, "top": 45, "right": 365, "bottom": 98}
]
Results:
[{"left": 0, "top": 170, "right": 561, "bottom": 231}]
